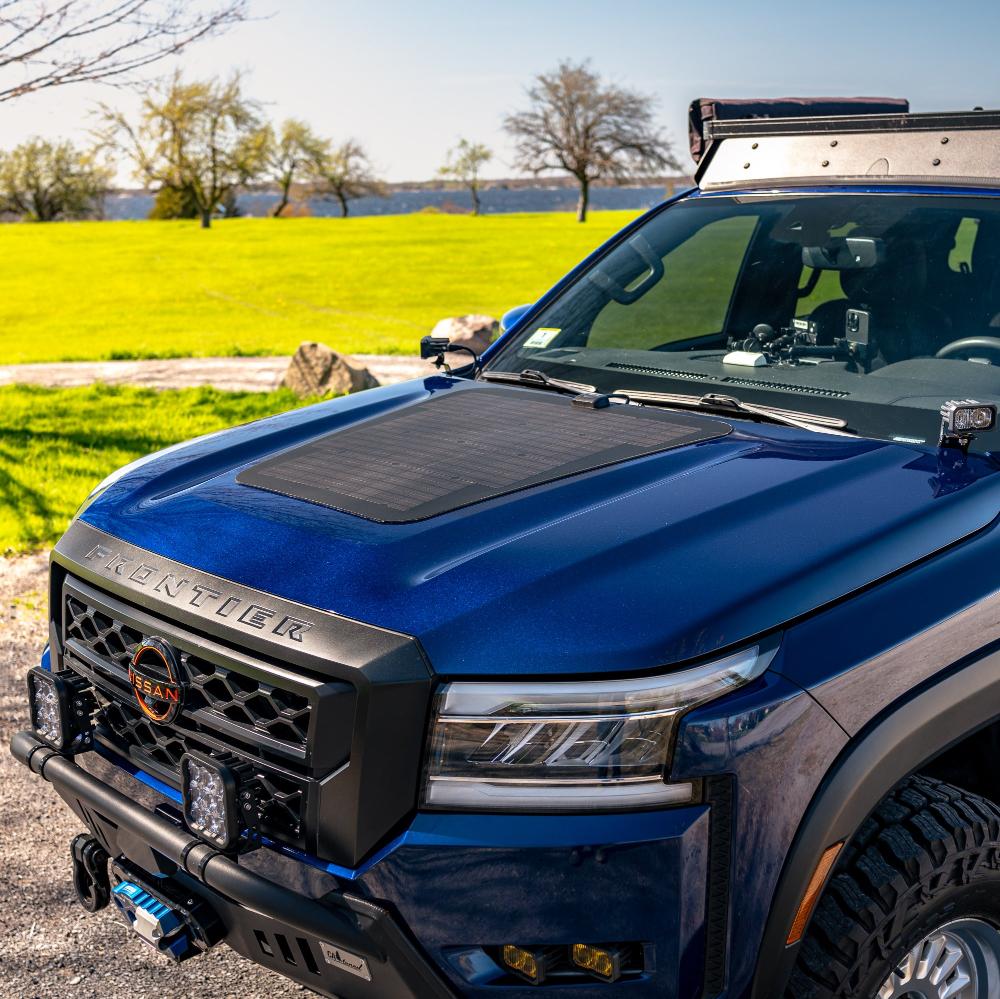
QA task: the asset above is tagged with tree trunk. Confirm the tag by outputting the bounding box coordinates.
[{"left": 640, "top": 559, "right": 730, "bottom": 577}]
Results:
[
  {"left": 200, "top": 208, "right": 212, "bottom": 229},
  {"left": 273, "top": 178, "right": 291, "bottom": 217},
  {"left": 337, "top": 192, "right": 348, "bottom": 217},
  {"left": 470, "top": 185, "right": 480, "bottom": 216},
  {"left": 576, "top": 177, "right": 589, "bottom": 223}
]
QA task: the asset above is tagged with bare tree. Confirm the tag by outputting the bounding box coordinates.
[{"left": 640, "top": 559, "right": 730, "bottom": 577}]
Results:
[
  {"left": 311, "top": 140, "right": 382, "bottom": 217},
  {"left": 0, "top": 1, "right": 248, "bottom": 103},
  {"left": 0, "top": 137, "right": 111, "bottom": 219},
  {"left": 264, "top": 118, "right": 329, "bottom": 217},
  {"left": 438, "top": 138, "right": 491, "bottom": 215},
  {"left": 504, "top": 60, "right": 676, "bottom": 222},
  {"left": 101, "top": 72, "right": 268, "bottom": 228}
]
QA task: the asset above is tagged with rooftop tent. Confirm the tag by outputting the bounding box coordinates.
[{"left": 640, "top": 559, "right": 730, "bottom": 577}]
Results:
[{"left": 688, "top": 97, "right": 910, "bottom": 163}]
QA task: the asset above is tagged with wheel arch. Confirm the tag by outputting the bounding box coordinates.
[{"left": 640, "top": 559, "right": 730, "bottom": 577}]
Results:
[{"left": 751, "top": 641, "right": 1000, "bottom": 998}]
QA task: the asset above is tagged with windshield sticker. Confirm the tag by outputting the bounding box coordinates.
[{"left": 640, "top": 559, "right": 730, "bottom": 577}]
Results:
[{"left": 524, "top": 327, "right": 561, "bottom": 348}]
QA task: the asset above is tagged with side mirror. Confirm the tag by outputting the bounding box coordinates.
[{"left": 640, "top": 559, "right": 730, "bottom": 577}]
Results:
[{"left": 500, "top": 303, "right": 533, "bottom": 335}]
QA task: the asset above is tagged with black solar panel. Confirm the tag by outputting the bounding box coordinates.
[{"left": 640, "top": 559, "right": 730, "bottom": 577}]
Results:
[{"left": 237, "top": 386, "right": 730, "bottom": 523}]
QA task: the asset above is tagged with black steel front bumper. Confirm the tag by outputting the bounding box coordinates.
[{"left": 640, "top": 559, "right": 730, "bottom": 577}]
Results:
[{"left": 11, "top": 730, "right": 454, "bottom": 999}]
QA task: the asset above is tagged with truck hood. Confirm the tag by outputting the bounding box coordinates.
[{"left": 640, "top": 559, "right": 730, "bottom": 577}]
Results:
[{"left": 79, "top": 377, "right": 1000, "bottom": 676}]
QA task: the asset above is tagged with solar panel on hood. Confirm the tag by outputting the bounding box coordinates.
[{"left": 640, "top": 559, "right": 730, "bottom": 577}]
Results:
[{"left": 236, "top": 386, "right": 731, "bottom": 523}]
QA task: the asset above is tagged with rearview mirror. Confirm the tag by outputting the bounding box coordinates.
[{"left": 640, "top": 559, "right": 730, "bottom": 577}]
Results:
[{"left": 802, "top": 237, "right": 885, "bottom": 270}]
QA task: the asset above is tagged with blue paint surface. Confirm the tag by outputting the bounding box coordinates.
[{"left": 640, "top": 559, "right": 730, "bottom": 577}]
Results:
[{"left": 80, "top": 376, "right": 1000, "bottom": 677}]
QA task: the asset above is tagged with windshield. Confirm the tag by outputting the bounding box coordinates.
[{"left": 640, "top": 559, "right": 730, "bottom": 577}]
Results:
[{"left": 485, "top": 192, "right": 1000, "bottom": 450}]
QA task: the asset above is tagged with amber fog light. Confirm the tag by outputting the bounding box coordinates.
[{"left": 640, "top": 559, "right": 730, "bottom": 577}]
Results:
[
  {"left": 571, "top": 943, "right": 627, "bottom": 983},
  {"left": 27, "top": 667, "right": 93, "bottom": 751},
  {"left": 500, "top": 945, "right": 560, "bottom": 985}
]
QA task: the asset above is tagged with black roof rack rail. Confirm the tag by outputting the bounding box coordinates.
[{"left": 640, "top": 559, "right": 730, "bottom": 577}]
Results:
[{"left": 705, "top": 108, "right": 1000, "bottom": 141}]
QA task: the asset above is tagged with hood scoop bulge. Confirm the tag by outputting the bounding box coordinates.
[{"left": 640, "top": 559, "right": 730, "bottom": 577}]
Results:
[{"left": 236, "top": 385, "right": 730, "bottom": 523}]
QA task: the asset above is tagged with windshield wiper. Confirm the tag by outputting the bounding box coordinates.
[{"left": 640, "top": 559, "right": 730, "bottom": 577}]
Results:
[
  {"left": 480, "top": 373, "right": 851, "bottom": 434},
  {"left": 617, "top": 389, "right": 854, "bottom": 435},
  {"left": 480, "top": 368, "right": 596, "bottom": 396}
]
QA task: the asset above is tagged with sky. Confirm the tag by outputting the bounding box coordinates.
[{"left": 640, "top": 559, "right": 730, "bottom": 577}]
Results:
[{"left": 3, "top": 0, "right": 1000, "bottom": 184}]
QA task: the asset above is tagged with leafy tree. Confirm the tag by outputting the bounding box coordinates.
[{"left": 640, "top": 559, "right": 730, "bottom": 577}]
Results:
[
  {"left": 150, "top": 183, "right": 242, "bottom": 220},
  {"left": 148, "top": 183, "right": 198, "bottom": 219},
  {"left": 102, "top": 72, "right": 269, "bottom": 228},
  {"left": 0, "top": 1, "right": 247, "bottom": 102},
  {"left": 265, "top": 119, "right": 329, "bottom": 217},
  {"left": 439, "top": 139, "right": 492, "bottom": 215},
  {"left": 311, "top": 140, "right": 383, "bottom": 217},
  {"left": 504, "top": 60, "right": 676, "bottom": 222},
  {"left": 0, "top": 138, "right": 111, "bottom": 221}
]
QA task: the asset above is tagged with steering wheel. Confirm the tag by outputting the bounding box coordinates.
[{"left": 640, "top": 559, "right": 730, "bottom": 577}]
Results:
[{"left": 935, "top": 336, "right": 1000, "bottom": 363}]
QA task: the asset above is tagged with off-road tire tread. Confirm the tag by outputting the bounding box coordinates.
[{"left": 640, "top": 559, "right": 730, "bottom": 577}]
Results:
[{"left": 784, "top": 774, "right": 1000, "bottom": 998}]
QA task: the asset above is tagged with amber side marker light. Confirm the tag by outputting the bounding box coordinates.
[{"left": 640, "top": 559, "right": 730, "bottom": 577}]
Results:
[{"left": 786, "top": 841, "right": 844, "bottom": 945}]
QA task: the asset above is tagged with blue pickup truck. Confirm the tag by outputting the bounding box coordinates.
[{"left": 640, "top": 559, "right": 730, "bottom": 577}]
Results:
[{"left": 15, "top": 100, "right": 1000, "bottom": 999}]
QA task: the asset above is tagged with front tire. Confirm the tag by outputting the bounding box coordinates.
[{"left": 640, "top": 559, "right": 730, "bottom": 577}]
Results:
[{"left": 786, "top": 775, "right": 1000, "bottom": 998}]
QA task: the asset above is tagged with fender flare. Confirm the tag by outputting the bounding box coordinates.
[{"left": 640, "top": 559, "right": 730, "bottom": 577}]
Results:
[{"left": 752, "top": 642, "right": 1000, "bottom": 998}]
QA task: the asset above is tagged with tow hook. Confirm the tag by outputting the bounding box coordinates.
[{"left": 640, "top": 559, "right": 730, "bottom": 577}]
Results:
[{"left": 71, "top": 833, "right": 110, "bottom": 912}]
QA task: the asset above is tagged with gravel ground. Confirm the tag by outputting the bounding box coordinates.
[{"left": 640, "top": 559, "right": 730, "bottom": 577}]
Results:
[
  {"left": 0, "top": 554, "right": 311, "bottom": 999},
  {"left": 0, "top": 355, "right": 437, "bottom": 392}
]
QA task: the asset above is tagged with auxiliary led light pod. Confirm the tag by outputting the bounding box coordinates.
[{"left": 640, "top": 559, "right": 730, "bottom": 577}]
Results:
[
  {"left": 571, "top": 943, "right": 627, "bottom": 983},
  {"left": 500, "top": 945, "right": 562, "bottom": 985},
  {"left": 180, "top": 751, "right": 263, "bottom": 852},
  {"left": 939, "top": 399, "right": 997, "bottom": 452},
  {"left": 27, "top": 666, "right": 94, "bottom": 751}
]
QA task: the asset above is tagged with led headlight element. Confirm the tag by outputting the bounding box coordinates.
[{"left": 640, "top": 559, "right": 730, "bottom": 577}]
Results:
[{"left": 423, "top": 643, "right": 776, "bottom": 811}]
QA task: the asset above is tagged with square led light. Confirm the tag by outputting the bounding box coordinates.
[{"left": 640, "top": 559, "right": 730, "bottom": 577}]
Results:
[
  {"left": 571, "top": 943, "right": 628, "bottom": 983},
  {"left": 180, "top": 752, "right": 241, "bottom": 851},
  {"left": 940, "top": 399, "right": 997, "bottom": 437},
  {"left": 500, "top": 945, "right": 561, "bottom": 985},
  {"left": 27, "top": 667, "right": 93, "bottom": 751}
]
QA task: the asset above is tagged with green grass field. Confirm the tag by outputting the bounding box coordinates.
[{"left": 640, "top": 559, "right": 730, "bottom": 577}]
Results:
[
  {"left": 0, "top": 212, "right": 637, "bottom": 363},
  {"left": 0, "top": 384, "right": 313, "bottom": 554}
]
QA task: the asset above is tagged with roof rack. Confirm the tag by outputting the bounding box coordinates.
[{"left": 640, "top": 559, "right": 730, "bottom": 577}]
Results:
[{"left": 695, "top": 107, "right": 1000, "bottom": 191}]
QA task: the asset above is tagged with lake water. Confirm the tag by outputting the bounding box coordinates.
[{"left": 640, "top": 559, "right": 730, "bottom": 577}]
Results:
[{"left": 103, "top": 183, "right": 688, "bottom": 220}]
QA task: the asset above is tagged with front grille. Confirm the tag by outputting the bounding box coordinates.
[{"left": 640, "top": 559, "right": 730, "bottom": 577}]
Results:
[
  {"left": 99, "top": 700, "right": 305, "bottom": 836},
  {"left": 60, "top": 576, "right": 354, "bottom": 851},
  {"left": 66, "top": 594, "right": 311, "bottom": 751}
]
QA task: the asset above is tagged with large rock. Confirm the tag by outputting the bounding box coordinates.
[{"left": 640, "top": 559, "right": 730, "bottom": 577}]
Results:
[
  {"left": 282, "top": 342, "right": 379, "bottom": 397},
  {"left": 430, "top": 314, "right": 499, "bottom": 356}
]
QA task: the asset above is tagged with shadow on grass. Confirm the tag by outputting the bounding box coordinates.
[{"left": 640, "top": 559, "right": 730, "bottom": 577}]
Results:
[{"left": 0, "top": 384, "right": 311, "bottom": 553}]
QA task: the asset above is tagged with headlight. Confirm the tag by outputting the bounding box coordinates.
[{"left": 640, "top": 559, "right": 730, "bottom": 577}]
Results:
[{"left": 422, "top": 642, "right": 776, "bottom": 811}]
